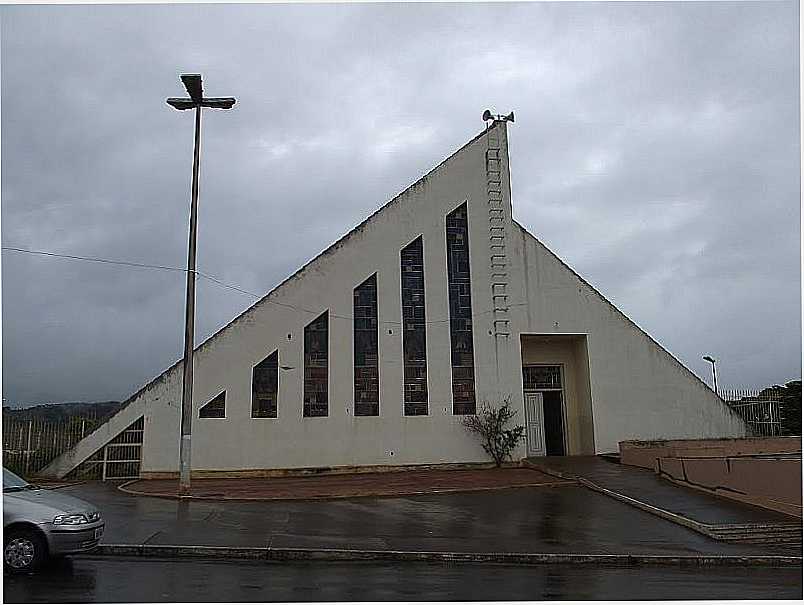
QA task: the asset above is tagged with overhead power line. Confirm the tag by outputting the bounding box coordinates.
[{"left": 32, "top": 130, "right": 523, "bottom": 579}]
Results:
[
  {"left": 1, "top": 246, "right": 187, "bottom": 273},
  {"left": 2, "top": 245, "right": 528, "bottom": 326}
]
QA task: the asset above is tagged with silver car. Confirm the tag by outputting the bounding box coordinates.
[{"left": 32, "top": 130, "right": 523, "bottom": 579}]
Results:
[{"left": 3, "top": 468, "right": 104, "bottom": 572}]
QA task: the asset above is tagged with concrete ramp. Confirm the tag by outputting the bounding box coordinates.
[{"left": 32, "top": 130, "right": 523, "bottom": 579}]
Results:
[
  {"left": 526, "top": 456, "right": 802, "bottom": 546},
  {"left": 38, "top": 399, "right": 146, "bottom": 479}
]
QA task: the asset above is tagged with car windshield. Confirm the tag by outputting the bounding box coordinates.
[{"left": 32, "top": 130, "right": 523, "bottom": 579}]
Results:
[{"left": 3, "top": 468, "right": 32, "bottom": 492}]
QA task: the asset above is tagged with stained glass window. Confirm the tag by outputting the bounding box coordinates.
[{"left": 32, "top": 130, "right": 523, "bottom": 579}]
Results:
[
  {"left": 523, "top": 365, "right": 562, "bottom": 390},
  {"left": 354, "top": 274, "right": 379, "bottom": 416},
  {"left": 199, "top": 391, "right": 226, "bottom": 419},
  {"left": 304, "top": 312, "right": 329, "bottom": 417},
  {"left": 446, "top": 203, "right": 476, "bottom": 414},
  {"left": 401, "top": 236, "right": 428, "bottom": 415},
  {"left": 252, "top": 351, "right": 278, "bottom": 418}
]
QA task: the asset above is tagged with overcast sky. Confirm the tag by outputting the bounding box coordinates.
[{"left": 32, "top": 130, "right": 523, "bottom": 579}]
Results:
[{"left": 1, "top": 1, "right": 799, "bottom": 406}]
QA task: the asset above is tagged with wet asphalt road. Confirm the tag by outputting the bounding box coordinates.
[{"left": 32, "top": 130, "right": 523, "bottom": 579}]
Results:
[
  {"left": 4, "top": 556, "right": 802, "bottom": 602},
  {"left": 57, "top": 482, "right": 800, "bottom": 556}
]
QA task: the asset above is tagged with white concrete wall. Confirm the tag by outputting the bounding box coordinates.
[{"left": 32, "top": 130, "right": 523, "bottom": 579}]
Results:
[
  {"left": 138, "top": 122, "right": 516, "bottom": 473},
  {"left": 507, "top": 224, "right": 746, "bottom": 453}
]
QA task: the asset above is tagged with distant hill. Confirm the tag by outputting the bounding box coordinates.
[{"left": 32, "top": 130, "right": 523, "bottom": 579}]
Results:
[{"left": 2, "top": 401, "right": 123, "bottom": 423}]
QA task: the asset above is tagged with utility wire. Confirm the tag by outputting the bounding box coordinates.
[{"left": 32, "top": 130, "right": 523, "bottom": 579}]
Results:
[
  {"left": 1, "top": 246, "right": 188, "bottom": 273},
  {"left": 3, "top": 245, "right": 527, "bottom": 327}
]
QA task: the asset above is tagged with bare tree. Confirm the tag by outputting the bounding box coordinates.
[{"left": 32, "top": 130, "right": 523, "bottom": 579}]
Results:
[{"left": 462, "top": 397, "right": 525, "bottom": 467}]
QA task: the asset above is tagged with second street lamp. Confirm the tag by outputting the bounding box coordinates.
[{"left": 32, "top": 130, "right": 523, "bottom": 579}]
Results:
[
  {"left": 167, "top": 74, "right": 236, "bottom": 496},
  {"left": 703, "top": 355, "right": 719, "bottom": 397}
]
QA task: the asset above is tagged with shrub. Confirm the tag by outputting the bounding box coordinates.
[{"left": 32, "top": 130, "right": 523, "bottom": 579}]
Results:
[{"left": 462, "top": 397, "right": 526, "bottom": 467}]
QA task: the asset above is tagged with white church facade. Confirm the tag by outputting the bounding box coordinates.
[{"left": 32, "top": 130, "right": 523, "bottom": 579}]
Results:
[{"left": 43, "top": 119, "right": 746, "bottom": 480}]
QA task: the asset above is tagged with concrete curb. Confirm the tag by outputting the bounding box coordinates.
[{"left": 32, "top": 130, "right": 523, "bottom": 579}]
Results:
[
  {"left": 116, "top": 479, "right": 576, "bottom": 502},
  {"left": 521, "top": 460, "right": 802, "bottom": 544},
  {"left": 86, "top": 544, "right": 802, "bottom": 567}
]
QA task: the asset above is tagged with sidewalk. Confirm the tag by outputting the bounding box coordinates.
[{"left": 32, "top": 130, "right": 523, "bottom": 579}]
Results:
[
  {"left": 59, "top": 479, "right": 800, "bottom": 559},
  {"left": 120, "top": 467, "right": 570, "bottom": 500}
]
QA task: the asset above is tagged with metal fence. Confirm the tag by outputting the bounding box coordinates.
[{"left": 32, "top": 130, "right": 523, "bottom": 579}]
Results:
[
  {"left": 721, "top": 388, "right": 782, "bottom": 437},
  {"left": 68, "top": 417, "right": 143, "bottom": 481},
  {"left": 2, "top": 410, "right": 107, "bottom": 479}
]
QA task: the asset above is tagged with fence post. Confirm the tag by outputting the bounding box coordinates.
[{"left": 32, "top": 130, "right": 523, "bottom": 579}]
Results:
[
  {"left": 102, "top": 446, "right": 108, "bottom": 482},
  {"left": 24, "top": 420, "right": 32, "bottom": 476},
  {"left": 17, "top": 422, "right": 24, "bottom": 472}
]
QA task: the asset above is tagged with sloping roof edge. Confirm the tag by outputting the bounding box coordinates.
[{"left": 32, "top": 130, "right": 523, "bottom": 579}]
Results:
[{"left": 511, "top": 218, "right": 746, "bottom": 428}]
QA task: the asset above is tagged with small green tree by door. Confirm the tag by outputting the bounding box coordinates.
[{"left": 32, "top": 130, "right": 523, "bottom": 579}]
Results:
[{"left": 462, "top": 396, "right": 525, "bottom": 467}]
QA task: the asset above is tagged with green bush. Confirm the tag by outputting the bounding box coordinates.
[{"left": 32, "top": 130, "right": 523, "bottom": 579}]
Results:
[
  {"left": 462, "top": 397, "right": 525, "bottom": 467},
  {"left": 778, "top": 380, "right": 801, "bottom": 436}
]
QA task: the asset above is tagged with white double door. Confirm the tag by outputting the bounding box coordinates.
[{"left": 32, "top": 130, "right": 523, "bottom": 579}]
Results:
[{"left": 524, "top": 392, "right": 546, "bottom": 456}]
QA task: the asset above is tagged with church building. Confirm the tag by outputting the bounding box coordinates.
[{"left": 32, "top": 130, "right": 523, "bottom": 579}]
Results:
[{"left": 43, "top": 118, "right": 746, "bottom": 480}]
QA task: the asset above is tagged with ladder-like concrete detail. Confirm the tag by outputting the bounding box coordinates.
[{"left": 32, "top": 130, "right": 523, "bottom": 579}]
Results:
[
  {"left": 38, "top": 398, "right": 146, "bottom": 479},
  {"left": 486, "top": 124, "right": 510, "bottom": 338}
]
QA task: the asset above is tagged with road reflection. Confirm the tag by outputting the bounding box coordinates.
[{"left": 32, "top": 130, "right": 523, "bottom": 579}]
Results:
[
  {"left": 4, "top": 555, "right": 802, "bottom": 603},
  {"left": 4, "top": 557, "right": 96, "bottom": 603}
]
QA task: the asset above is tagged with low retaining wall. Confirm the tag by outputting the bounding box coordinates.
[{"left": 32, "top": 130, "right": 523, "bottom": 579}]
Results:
[
  {"left": 140, "top": 460, "right": 519, "bottom": 480},
  {"left": 657, "top": 455, "right": 801, "bottom": 518},
  {"left": 619, "top": 438, "right": 802, "bottom": 518},
  {"left": 620, "top": 437, "right": 801, "bottom": 470}
]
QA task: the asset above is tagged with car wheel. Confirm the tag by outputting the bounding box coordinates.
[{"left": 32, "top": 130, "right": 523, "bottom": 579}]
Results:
[{"left": 4, "top": 528, "right": 48, "bottom": 573}]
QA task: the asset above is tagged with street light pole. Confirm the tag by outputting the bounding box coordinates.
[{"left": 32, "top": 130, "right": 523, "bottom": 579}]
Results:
[
  {"left": 703, "top": 355, "right": 718, "bottom": 397},
  {"left": 177, "top": 104, "right": 201, "bottom": 497},
  {"left": 167, "top": 74, "right": 235, "bottom": 496}
]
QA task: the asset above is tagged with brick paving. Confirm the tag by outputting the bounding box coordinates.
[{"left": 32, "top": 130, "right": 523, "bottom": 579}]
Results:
[{"left": 122, "top": 467, "right": 572, "bottom": 500}]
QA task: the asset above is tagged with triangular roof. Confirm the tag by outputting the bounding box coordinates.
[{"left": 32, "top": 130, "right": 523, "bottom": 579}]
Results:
[
  {"left": 43, "top": 121, "right": 743, "bottom": 477},
  {"left": 113, "top": 124, "right": 498, "bottom": 412}
]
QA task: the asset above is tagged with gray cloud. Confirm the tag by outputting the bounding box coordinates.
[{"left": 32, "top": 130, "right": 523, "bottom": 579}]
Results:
[{"left": 1, "top": 1, "right": 799, "bottom": 405}]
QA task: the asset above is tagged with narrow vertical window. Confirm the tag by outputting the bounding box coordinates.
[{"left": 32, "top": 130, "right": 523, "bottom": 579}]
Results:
[
  {"left": 199, "top": 391, "right": 226, "bottom": 419},
  {"left": 446, "top": 203, "right": 476, "bottom": 414},
  {"left": 303, "top": 311, "right": 328, "bottom": 417},
  {"left": 252, "top": 351, "right": 278, "bottom": 418},
  {"left": 354, "top": 274, "right": 379, "bottom": 416},
  {"left": 401, "top": 236, "right": 428, "bottom": 415}
]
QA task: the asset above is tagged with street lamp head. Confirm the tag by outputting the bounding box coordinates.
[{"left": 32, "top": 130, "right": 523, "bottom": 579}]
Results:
[
  {"left": 167, "top": 98, "right": 197, "bottom": 111},
  {"left": 703, "top": 355, "right": 716, "bottom": 364},
  {"left": 201, "top": 97, "right": 236, "bottom": 110},
  {"left": 167, "top": 74, "right": 236, "bottom": 111},
  {"left": 180, "top": 74, "right": 203, "bottom": 103}
]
